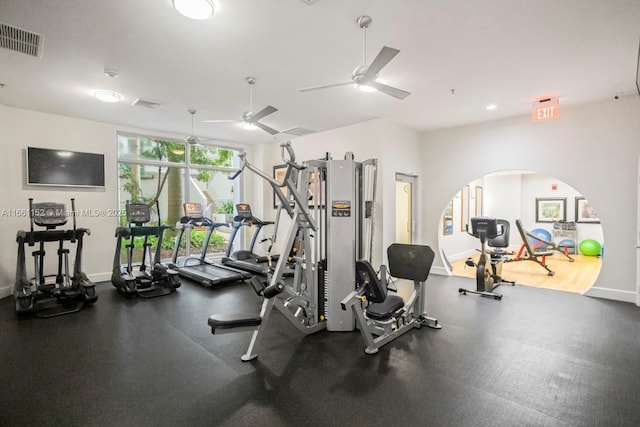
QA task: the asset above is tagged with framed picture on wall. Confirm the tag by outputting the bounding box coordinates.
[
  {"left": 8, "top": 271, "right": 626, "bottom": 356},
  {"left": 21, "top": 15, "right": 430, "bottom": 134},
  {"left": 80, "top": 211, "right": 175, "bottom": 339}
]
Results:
[
  {"left": 575, "top": 197, "right": 600, "bottom": 223},
  {"left": 475, "top": 186, "right": 483, "bottom": 216},
  {"left": 307, "top": 171, "right": 326, "bottom": 208},
  {"left": 460, "top": 185, "right": 470, "bottom": 231},
  {"left": 443, "top": 200, "right": 453, "bottom": 235},
  {"left": 535, "top": 197, "right": 566, "bottom": 223},
  {"left": 272, "top": 164, "right": 288, "bottom": 208}
]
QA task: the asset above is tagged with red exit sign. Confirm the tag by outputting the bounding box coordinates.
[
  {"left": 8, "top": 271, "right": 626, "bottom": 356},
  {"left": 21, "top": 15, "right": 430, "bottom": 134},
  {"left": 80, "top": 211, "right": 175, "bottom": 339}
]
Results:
[{"left": 532, "top": 99, "right": 559, "bottom": 121}]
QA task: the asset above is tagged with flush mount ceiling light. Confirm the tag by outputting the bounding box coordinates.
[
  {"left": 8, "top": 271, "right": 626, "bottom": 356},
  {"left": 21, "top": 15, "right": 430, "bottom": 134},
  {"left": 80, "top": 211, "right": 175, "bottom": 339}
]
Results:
[
  {"left": 485, "top": 104, "right": 497, "bottom": 111},
  {"left": 173, "top": 0, "right": 215, "bottom": 19},
  {"left": 93, "top": 90, "right": 122, "bottom": 103}
]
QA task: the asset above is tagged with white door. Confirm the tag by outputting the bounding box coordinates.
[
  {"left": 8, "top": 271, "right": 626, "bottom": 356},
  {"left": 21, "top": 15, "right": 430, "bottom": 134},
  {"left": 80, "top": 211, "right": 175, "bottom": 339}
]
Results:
[
  {"left": 395, "top": 173, "right": 417, "bottom": 244},
  {"left": 637, "top": 155, "right": 640, "bottom": 306}
]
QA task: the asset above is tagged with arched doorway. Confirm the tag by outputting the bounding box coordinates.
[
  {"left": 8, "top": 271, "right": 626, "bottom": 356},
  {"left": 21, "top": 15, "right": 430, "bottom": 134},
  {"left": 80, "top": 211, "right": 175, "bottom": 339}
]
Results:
[{"left": 438, "top": 170, "right": 603, "bottom": 294}]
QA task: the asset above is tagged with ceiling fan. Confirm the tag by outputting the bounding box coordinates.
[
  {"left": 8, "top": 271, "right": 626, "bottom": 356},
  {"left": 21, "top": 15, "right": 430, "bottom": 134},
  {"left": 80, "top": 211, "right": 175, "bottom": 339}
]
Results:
[
  {"left": 184, "top": 109, "right": 216, "bottom": 146},
  {"left": 202, "top": 77, "right": 280, "bottom": 135},
  {"left": 298, "top": 15, "right": 410, "bottom": 100}
]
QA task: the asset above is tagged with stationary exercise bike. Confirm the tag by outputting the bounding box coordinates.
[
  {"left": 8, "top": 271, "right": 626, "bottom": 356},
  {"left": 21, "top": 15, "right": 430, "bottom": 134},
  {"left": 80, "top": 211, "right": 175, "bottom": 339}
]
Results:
[{"left": 458, "top": 217, "right": 515, "bottom": 300}]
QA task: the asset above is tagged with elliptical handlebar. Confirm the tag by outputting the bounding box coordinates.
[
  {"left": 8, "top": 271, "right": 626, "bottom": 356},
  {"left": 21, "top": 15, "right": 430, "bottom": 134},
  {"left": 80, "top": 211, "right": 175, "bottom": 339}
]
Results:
[
  {"left": 71, "top": 198, "right": 77, "bottom": 231},
  {"left": 28, "top": 198, "right": 34, "bottom": 246},
  {"left": 228, "top": 153, "right": 246, "bottom": 181}
]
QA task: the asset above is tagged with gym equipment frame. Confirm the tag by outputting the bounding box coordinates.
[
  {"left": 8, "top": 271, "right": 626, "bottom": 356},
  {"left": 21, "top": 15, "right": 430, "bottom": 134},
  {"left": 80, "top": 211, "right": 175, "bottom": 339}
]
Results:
[
  {"left": 208, "top": 142, "right": 378, "bottom": 361},
  {"left": 14, "top": 198, "right": 97, "bottom": 317},
  {"left": 170, "top": 203, "right": 252, "bottom": 287},
  {"left": 458, "top": 217, "right": 515, "bottom": 300},
  {"left": 341, "top": 244, "right": 441, "bottom": 354},
  {"left": 111, "top": 201, "right": 181, "bottom": 298},
  {"left": 507, "top": 219, "right": 574, "bottom": 276}
]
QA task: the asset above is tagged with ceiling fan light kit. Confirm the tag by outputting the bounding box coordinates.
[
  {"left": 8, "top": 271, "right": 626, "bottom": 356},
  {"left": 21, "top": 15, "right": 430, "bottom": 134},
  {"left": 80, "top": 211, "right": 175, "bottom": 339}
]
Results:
[
  {"left": 173, "top": 0, "right": 215, "bottom": 20},
  {"left": 357, "top": 84, "right": 376, "bottom": 93},
  {"left": 202, "top": 77, "right": 281, "bottom": 135},
  {"left": 184, "top": 109, "right": 216, "bottom": 146},
  {"left": 298, "top": 15, "right": 411, "bottom": 100}
]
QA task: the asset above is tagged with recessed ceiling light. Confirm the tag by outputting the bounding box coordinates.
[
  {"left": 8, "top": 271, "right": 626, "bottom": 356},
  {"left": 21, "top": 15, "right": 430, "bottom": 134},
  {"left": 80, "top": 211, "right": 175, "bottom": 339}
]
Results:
[
  {"left": 486, "top": 104, "right": 497, "bottom": 111},
  {"left": 173, "top": 0, "right": 215, "bottom": 20},
  {"left": 94, "top": 90, "right": 122, "bottom": 103}
]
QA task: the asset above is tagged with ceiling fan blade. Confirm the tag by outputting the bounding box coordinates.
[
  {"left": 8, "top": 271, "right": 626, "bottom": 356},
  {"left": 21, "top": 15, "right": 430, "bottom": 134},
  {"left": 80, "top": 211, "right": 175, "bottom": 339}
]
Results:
[
  {"left": 298, "top": 81, "right": 355, "bottom": 92},
  {"left": 364, "top": 46, "right": 400, "bottom": 79},
  {"left": 367, "top": 81, "right": 411, "bottom": 100},
  {"left": 248, "top": 105, "right": 278, "bottom": 122},
  {"left": 201, "top": 119, "right": 237, "bottom": 123},
  {"left": 254, "top": 121, "right": 280, "bottom": 135}
]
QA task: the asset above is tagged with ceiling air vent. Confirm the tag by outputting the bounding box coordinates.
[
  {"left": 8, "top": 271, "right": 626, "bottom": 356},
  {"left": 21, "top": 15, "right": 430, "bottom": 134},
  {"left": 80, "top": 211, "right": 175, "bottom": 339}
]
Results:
[
  {"left": 132, "top": 98, "right": 162, "bottom": 109},
  {"left": 0, "top": 22, "right": 44, "bottom": 57},
  {"left": 282, "top": 127, "right": 315, "bottom": 136}
]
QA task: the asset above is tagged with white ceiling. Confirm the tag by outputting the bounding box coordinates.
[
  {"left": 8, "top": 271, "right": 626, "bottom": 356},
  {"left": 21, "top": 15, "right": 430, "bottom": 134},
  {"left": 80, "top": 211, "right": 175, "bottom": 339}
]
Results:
[{"left": 1, "top": 0, "right": 639, "bottom": 146}]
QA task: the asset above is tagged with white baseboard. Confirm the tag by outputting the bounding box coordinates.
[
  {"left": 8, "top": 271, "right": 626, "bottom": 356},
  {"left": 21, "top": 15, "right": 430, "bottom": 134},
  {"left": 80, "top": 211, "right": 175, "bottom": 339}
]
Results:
[
  {"left": 583, "top": 286, "right": 637, "bottom": 304},
  {"left": 89, "top": 272, "right": 111, "bottom": 283},
  {"left": 0, "top": 272, "right": 111, "bottom": 301},
  {"left": 447, "top": 249, "right": 477, "bottom": 262},
  {"left": 431, "top": 266, "right": 452, "bottom": 276},
  {"left": 0, "top": 285, "right": 11, "bottom": 300}
]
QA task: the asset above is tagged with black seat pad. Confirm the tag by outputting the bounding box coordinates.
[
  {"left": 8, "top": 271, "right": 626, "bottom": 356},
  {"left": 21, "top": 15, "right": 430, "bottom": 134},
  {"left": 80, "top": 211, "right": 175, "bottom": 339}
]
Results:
[
  {"left": 208, "top": 313, "right": 261, "bottom": 328},
  {"left": 366, "top": 295, "right": 404, "bottom": 321}
]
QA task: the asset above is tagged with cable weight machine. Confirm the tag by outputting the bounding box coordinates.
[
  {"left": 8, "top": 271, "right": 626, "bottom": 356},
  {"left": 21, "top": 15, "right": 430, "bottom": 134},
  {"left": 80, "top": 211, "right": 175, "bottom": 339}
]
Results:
[{"left": 207, "top": 142, "right": 377, "bottom": 361}]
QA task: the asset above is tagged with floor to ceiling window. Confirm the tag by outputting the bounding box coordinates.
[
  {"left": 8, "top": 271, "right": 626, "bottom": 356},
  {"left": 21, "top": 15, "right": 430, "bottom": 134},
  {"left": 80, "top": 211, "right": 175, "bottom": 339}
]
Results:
[{"left": 117, "top": 133, "right": 242, "bottom": 261}]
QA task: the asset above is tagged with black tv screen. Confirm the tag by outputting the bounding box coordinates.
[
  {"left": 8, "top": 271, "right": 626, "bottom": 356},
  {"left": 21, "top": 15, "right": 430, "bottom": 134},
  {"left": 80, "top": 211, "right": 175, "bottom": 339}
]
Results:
[{"left": 27, "top": 147, "right": 105, "bottom": 187}]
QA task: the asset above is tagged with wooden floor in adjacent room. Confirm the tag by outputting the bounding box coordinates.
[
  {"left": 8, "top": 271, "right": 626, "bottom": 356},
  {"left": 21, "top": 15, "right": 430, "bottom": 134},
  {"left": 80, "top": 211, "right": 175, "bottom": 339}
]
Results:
[{"left": 448, "top": 248, "right": 602, "bottom": 294}]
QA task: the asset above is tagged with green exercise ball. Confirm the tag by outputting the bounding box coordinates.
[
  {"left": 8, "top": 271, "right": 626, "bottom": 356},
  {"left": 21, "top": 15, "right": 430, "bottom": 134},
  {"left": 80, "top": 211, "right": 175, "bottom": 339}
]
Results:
[{"left": 579, "top": 239, "right": 601, "bottom": 256}]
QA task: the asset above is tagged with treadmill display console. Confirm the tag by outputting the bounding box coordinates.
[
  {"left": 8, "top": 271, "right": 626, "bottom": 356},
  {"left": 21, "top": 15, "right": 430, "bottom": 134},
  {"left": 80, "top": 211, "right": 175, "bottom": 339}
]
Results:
[
  {"left": 184, "top": 203, "right": 204, "bottom": 218},
  {"left": 236, "top": 203, "right": 252, "bottom": 218}
]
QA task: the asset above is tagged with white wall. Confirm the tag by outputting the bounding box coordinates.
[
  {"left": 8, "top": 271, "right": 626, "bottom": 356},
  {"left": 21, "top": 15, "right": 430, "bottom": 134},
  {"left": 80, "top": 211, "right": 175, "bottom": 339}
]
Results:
[
  {"left": 438, "top": 177, "right": 487, "bottom": 264},
  {"left": 422, "top": 95, "right": 640, "bottom": 303},
  {"left": 519, "top": 173, "right": 604, "bottom": 244},
  {"left": 3, "top": 95, "right": 639, "bottom": 305},
  {"left": 0, "top": 105, "right": 249, "bottom": 298},
  {"left": 252, "top": 118, "right": 422, "bottom": 268},
  {"left": 440, "top": 171, "right": 607, "bottom": 272}
]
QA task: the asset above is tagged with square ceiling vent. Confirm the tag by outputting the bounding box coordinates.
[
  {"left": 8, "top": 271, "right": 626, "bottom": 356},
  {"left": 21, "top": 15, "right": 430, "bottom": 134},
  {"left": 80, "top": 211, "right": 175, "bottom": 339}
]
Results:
[
  {"left": 132, "top": 98, "right": 162, "bottom": 109},
  {"left": 0, "top": 22, "right": 44, "bottom": 57}
]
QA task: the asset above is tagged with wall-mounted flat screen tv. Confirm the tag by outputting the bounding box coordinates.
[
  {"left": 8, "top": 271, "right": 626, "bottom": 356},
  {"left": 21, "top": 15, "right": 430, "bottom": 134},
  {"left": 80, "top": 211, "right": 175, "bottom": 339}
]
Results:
[{"left": 27, "top": 147, "right": 105, "bottom": 187}]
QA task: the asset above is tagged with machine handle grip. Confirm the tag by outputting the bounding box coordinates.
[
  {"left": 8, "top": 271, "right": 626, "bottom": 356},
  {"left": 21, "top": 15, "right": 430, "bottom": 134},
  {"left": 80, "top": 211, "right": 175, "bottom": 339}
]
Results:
[
  {"left": 262, "top": 282, "right": 284, "bottom": 299},
  {"left": 28, "top": 198, "right": 34, "bottom": 245},
  {"left": 228, "top": 152, "right": 247, "bottom": 180},
  {"left": 71, "top": 198, "right": 77, "bottom": 231},
  {"left": 280, "top": 142, "right": 305, "bottom": 170}
]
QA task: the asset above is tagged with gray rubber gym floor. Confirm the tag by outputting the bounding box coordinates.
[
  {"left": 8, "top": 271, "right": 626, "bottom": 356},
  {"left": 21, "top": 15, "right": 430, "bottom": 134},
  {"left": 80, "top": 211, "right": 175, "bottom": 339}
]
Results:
[{"left": 1, "top": 275, "right": 639, "bottom": 427}]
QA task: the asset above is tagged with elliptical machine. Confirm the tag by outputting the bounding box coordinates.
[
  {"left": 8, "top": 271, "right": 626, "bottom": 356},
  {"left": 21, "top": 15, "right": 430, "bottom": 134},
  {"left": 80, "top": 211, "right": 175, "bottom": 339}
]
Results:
[
  {"left": 111, "top": 201, "right": 180, "bottom": 297},
  {"left": 458, "top": 217, "right": 515, "bottom": 300},
  {"left": 14, "top": 198, "right": 97, "bottom": 317}
]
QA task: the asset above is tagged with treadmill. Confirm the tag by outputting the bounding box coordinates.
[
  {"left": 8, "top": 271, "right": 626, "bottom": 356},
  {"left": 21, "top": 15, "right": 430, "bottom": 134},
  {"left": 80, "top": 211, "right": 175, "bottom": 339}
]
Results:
[
  {"left": 222, "top": 203, "right": 292, "bottom": 276},
  {"left": 169, "top": 203, "right": 251, "bottom": 287}
]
